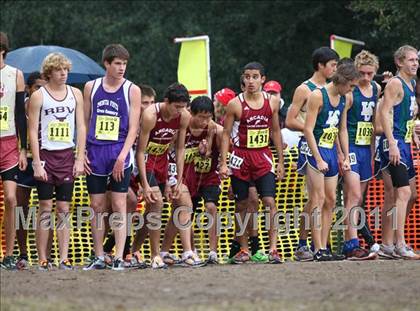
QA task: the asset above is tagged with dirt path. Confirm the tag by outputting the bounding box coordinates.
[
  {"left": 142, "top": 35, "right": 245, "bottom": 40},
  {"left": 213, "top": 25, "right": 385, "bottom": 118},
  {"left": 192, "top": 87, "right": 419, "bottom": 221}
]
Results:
[{"left": 1, "top": 260, "right": 419, "bottom": 311}]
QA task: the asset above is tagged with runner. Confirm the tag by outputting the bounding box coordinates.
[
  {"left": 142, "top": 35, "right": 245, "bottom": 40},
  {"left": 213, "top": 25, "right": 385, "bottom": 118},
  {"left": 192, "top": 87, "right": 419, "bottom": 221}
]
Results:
[
  {"left": 28, "top": 52, "right": 86, "bottom": 270},
  {"left": 16, "top": 72, "right": 47, "bottom": 270},
  {"left": 378, "top": 45, "right": 419, "bottom": 260},
  {"left": 342, "top": 50, "right": 381, "bottom": 260},
  {"left": 220, "top": 62, "right": 285, "bottom": 264},
  {"left": 0, "top": 32, "right": 27, "bottom": 270},
  {"left": 285, "top": 47, "right": 339, "bottom": 261},
  {"left": 304, "top": 62, "right": 359, "bottom": 261},
  {"left": 83, "top": 44, "right": 141, "bottom": 271}
]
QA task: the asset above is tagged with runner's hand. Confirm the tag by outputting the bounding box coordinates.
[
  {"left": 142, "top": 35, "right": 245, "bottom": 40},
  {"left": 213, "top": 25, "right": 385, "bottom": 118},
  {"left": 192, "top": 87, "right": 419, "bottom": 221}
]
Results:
[
  {"left": 219, "top": 163, "right": 229, "bottom": 180},
  {"left": 276, "top": 161, "right": 285, "bottom": 180},
  {"left": 342, "top": 158, "right": 350, "bottom": 171},
  {"left": 112, "top": 157, "right": 125, "bottom": 182},
  {"left": 171, "top": 182, "right": 182, "bottom": 200},
  {"left": 143, "top": 185, "right": 157, "bottom": 204},
  {"left": 316, "top": 159, "right": 329, "bottom": 173},
  {"left": 73, "top": 159, "right": 84, "bottom": 177},
  {"left": 84, "top": 156, "right": 92, "bottom": 175},
  {"left": 18, "top": 149, "right": 27, "bottom": 171},
  {"left": 389, "top": 141, "right": 400, "bottom": 165},
  {"left": 33, "top": 162, "right": 48, "bottom": 182}
]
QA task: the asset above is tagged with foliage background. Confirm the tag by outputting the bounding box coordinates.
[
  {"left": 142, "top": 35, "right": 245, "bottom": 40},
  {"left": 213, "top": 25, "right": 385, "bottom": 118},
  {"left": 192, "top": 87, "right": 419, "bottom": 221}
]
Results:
[{"left": 2, "top": 0, "right": 419, "bottom": 103}]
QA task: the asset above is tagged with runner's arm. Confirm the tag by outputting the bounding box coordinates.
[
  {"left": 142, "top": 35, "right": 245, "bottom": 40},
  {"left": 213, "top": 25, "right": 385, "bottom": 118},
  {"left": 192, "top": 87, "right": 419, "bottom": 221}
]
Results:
[
  {"left": 303, "top": 90, "right": 323, "bottom": 162},
  {"left": 285, "top": 84, "right": 309, "bottom": 131},
  {"left": 72, "top": 87, "right": 86, "bottom": 162},
  {"left": 175, "top": 109, "right": 190, "bottom": 183},
  {"left": 117, "top": 85, "right": 141, "bottom": 162},
  {"left": 15, "top": 69, "right": 27, "bottom": 150}
]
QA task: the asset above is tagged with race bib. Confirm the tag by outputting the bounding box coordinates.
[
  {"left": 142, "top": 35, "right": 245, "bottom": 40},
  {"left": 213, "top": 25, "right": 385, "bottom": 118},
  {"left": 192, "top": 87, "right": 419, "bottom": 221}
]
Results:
[
  {"left": 47, "top": 121, "right": 71, "bottom": 142},
  {"left": 168, "top": 163, "right": 177, "bottom": 176},
  {"left": 247, "top": 128, "right": 269, "bottom": 148},
  {"left": 146, "top": 141, "right": 169, "bottom": 156},
  {"left": 229, "top": 154, "right": 244, "bottom": 170},
  {"left": 318, "top": 127, "right": 338, "bottom": 149},
  {"left": 383, "top": 139, "right": 389, "bottom": 152},
  {"left": 0, "top": 106, "right": 9, "bottom": 131},
  {"left": 349, "top": 152, "right": 357, "bottom": 166},
  {"left": 194, "top": 157, "right": 212, "bottom": 173},
  {"left": 355, "top": 121, "right": 373, "bottom": 145},
  {"left": 185, "top": 147, "right": 199, "bottom": 164},
  {"left": 405, "top": 120, "right": 414, "bottom": 143},
  {"left": 95, "top": 115, "right": 120, "bottom": 141}
]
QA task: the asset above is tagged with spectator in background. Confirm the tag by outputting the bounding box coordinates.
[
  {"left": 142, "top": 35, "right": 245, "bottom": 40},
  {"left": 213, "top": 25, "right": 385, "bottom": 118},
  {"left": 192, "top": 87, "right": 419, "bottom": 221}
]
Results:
[{"left": 213, "top": 88, "right": 235, "bottom": 124}]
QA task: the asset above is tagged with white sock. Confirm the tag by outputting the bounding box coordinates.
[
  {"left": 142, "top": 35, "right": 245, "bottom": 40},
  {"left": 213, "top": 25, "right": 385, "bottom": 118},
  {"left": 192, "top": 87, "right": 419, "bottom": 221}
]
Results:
[{"left": 160, "top": 251, "right": 169, "bottom": 258}]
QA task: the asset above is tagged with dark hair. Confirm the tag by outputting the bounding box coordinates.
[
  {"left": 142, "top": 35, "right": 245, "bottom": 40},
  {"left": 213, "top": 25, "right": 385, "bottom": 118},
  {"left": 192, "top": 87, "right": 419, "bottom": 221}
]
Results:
[
  {"left": 190, "top": 96, "right": 214, "bottom": 115},
  {"left": 243, "top": 62, "right": 265, "bottom": 76},
  {"left": 240, "top": 75, "right": 245, "bottom": 88},
  {"left": 164, "top": 83, "right": 190, "bottom": 103},
  {"left": 312, "top": 47, "right": 340, "bottom": 71},
  {"left": 331, "top": 63, "right": 361, "bottom": 85},
  {"left": 26, "top": 71, "right": 43, "bottom": 88},
  {"left": 139, "top": 84, "right": 156, "bottom": 98},
  {"left": 0, "top": 32, "right": 9, "bottom": 58},
  {"left": 102, "top": 44, "right": 130, "bottom": 64},
  {"left": 338, "top": 57, "right": 354, "bottom": 66}
]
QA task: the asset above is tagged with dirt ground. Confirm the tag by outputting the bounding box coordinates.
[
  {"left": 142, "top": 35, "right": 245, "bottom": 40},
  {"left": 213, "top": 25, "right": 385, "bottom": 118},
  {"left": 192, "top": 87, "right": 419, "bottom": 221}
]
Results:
[{"left": 1, "top": 260, "right": 419, "bottom": 311}]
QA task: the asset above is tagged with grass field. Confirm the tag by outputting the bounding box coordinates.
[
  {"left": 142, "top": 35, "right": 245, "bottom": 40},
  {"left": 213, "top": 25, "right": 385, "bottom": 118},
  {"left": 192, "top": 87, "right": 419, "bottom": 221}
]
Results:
[{"left": 1, "top": 260, "right": 419, "bottom": 311}]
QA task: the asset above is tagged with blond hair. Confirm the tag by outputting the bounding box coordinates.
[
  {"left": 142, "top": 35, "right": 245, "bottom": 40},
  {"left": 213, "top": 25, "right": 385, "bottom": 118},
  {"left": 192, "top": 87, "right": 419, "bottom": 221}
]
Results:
[
  {"left": 394, "top": 45, "right": 418, "bottom": 68},
  {"left": 41, "top": 52, "right": 72, "bottom": 79},
  {"left": 354, "top": 50, "right": 379, "bottom": 70}
]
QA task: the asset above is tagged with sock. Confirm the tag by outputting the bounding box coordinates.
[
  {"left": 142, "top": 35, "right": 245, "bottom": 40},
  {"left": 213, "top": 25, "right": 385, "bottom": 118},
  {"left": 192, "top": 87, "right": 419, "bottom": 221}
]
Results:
[
  {"left": 160, "top": 251, "right": 169, "bottom": 258},
  {"left": 343, "top": 238, "right": 359, "bottom": 254},
  {"left": 103, "top": 234, "right": 115, "bottom": 253},
  {"left": 249, "top": 236, "right": 260, "bottom": 255},
  {"left": 229, "top": 239, "right": 241, "bottom": 258},
  {"left": 98, "top": 255, "right": 105, "bottom": 261},
  {"left": 310, "top": 241, "right": 315, "bottom": 253},
  {"left": 123, "top": 236, "right": 132, "bottom": 258},
  {"left": 208, "top": 250, "right": 217, "bottom": 258},
  {"left": 298, "top": 239, "right": 307, "bottom": 249}
]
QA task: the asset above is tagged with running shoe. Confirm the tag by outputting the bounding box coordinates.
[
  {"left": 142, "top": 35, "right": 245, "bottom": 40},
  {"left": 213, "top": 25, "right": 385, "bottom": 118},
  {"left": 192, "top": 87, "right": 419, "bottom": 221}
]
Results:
[
  {"left": 0, "top": 256, "right": 17, "bottom": 270},
  {"left": 345, "top": 247, "right": 377, "bottom": 261},
  {"left": 162, "top": 253, "right": 182, "bottom": 266},
  {"left": 313, "top": 249, "right": 332, "bottom": 262},
  {"left": 395, "top": 244, "right": 420, "bottom": 260},
  {"left": 206, "top": 251, "right": 219, "bottom": 264},
  {"left": 151, "top": 256, "right": 168, "bottom": 270},
  {"left": 38, "top": 260, "right": 52, "bottom": 271},
  {"left": 294, "top": 246, "right": 313, "bottom": 262},
  {"left": 112, "top": 258, "right": 125, "bottom": 271},
  {"left": 250, "top": 250, "right": 269, "bottom": 263},
  {"left": 16, "top": 255, "right": 29, "bottom": 270},
  {"left": 83, "top": 257, "right": 107, "bottom": 270},
  {"left": 378, "top": 244, "right": 400, "bottom": 259},
  {"left": 326, "top": 249, "right": 345, "bottom": 261},
  {"left": 269, "top": 250, "right": 284, "bottom": 264},
  {"left": 182, "top": 252, "right": 206, "bottom": 268},
  {"left": 232, "top": 249, "right": 250, "bottom": 264},
  {"left": 59, "top": 259, "right": 74, "bottom": 270},
  {"left": 125, "top": 251, "right": 147, "bottom": 269}
]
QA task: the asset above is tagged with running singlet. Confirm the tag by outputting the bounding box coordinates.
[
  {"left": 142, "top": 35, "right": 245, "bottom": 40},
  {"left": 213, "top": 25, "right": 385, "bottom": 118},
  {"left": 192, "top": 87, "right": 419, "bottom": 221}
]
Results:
[
  {"left": 39, "top": 86, "right": 76, "bottom": 151},
  {"left": 232, "top": 91, "right": 272, "bottom": 149},
  {"left": 347, "top": 82, "right": 378, "bottom": 146},
  {"left": 313, "top": 87, "right": 346, "bottom": 149},
  {"left": 391, "top": 77, "right": 417, "bottom": 143},
  {"left": 88, "top": 78, "right": 132, "bottom": 145},
  {"left": 145, "top": 102, "right": 181, "bottom": 172},
  {"left": 0, "top": 65, "right": 17, "bottom": 137}
]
